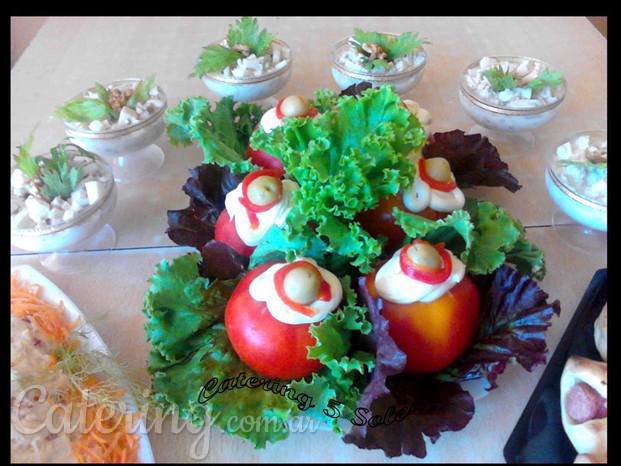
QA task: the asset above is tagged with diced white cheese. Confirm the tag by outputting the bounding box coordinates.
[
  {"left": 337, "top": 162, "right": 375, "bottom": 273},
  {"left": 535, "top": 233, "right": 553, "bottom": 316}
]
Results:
[
  {"left": 62, "top": 209, "right": 76, "bottom": 222},
  {"left": 117, "top": 107, "right": 140, "bottom": 126},
  {"left": 145, "top": 99, "right": 164, "bottom": 111},
  {"left": 88, "top": 120, "right": 110, "bottom": 132},
  {"left": 556, "top": 142, "right": 573, "bottom": 160},
  {"left": 48, "top": 207, "right": 65, "bottom": 225},
  {"left": 71, "top": 189, "right": 89, "bottom": 211},
  {"left": 516, "top": 87, "right": 533, "bottom": 99},
  {"left": 84, "top": 180, "right": 105, "bottom": 205},
  {"left": 25, "top": 196, "right": 51, "bottom": 223},
  {"left": 11, "top": 169, "right": 27, "bottom": 190},
  {"left": 149, "top": 86, "right": 161, "bottom": 98},
  {"left": 497, "top": 89, "right": 515, "bottom": 103},
  {"left": 51, "top": 196, "right": 71, "bottom": 210},
  {"left": 479, "top": 56, "right": 496, "bottom": 70},
  {"left": 575, "top": 135, "right": 590, "bottom": 152},
  {"left": 11, "top": 209, "right": 33, "bottom": 229}
]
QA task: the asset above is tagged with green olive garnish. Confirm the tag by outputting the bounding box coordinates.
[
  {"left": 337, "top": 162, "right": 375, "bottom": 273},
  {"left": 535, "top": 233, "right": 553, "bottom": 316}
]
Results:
[
  {"left": 407, "top": 242, "right": 442, "bottom": 270},
  {"left": 424, "top": 157, "right": 453, "bottom": 183},
  {"left": 280, "top": 95, "right": 309, "bottom": 118},
  {"left": 283, "top": 264, "right": 322, "bottom": 305},
  {"left": 246, "top": 176, "right": 281, "bottom": 206}
]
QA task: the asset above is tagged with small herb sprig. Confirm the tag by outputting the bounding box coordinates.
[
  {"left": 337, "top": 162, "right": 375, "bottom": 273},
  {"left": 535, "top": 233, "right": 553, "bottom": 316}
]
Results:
[
  {"left": 484, "top": 66, "right": 564, "bottom": 93},
  {"left": 193, "top": 17, "right": 276, "bottom": 77},
  {"left": 351, "top": 28, "right": 426, "bottom": 72},
  {"left": 13, "top": 137, "right": 88, "bottom": 201},
  {"left": 55, "top": 76, "right": 156, "bottom": 124}
]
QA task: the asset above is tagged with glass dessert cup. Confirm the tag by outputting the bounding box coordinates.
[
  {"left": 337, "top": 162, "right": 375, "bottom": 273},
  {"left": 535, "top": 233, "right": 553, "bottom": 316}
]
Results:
[
  {"left": 201, "top": 39, "right": 292, "bottom": 104},
  {"left": 11, "top": 150, "right": 118, "bottom": 274},
  {"left": 331, "top": 36, "right": 427, "bottom": 95},
  {"left": 459, "top": 56, "right": 566, "bottom": 159},
  {"left": 545, "top": 131, "right": 607, "bottom": 252},
  {"left": 63, "top": 78, "right": 168, "bottom": 183}
]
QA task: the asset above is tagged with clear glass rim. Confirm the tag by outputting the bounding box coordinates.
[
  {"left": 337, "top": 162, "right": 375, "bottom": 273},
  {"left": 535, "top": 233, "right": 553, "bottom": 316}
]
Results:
[
  {"left": 12, "top": 145, "right": 116, "bottom": 237},
  {"left": 331, "top": 34, "right": 427, "bottom": 81},
  {"left": 460, "top": 55, "right": 567, "bottom": 115},
  {"left": 63, "top": 78, "right": 168, "bottom": 139},
  {"left": 202, "top": 39, "right": 292, "bottom": 84}
]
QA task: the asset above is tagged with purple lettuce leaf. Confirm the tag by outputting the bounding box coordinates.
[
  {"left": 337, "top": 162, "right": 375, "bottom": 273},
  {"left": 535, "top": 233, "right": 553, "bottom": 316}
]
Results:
[
  {"left": 422, "top": 130, "right": 522, "bottom": 193},
  {"left": 438, "top": 265, "right": 561, "bottom": 389},
  {"left": 166, "top": 164, "right": 243, "bottom": 250},
  {"left": 339, "top": 82, "right": 373, "bottom": 97},
  {"left": 343, "top": 277, "right": 474, "bottom": 458},
  {"left": 198, "top": 240, "right": 248, "bottom": 280}
]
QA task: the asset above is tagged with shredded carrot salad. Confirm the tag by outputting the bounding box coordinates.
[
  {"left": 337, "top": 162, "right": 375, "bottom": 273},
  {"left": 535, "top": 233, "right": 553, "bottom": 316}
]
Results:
[{"left": 11, "top": 274, "right": 141, "bottom": 464}]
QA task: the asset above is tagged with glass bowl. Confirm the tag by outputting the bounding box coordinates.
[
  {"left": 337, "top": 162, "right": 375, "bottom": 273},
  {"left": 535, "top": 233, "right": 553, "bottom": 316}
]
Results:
[
  {"left": 201, "top": 39, "right": 292, "bottom": 103},
  {"left": 331, "top": 35, "right": 427, "bottom": 95},
  {"left": 545, "top": 130, "right": 607, "bottom": 251},
  {"left": 459, "top": 56, "right": 566, "bottom": 156},
  {"left": 11, "top": 147, "right": 118, "bottom": 254},
  {"left": 63, "top": 78, "right": 168, "bottom": 182}
]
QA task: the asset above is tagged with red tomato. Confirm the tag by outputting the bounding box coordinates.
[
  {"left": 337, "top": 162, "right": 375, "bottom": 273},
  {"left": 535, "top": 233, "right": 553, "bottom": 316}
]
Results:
[
  {"left": 366, "top": 270, "right": 480, "bottom": 374},
  {"left": 356, "top": 194, "right": 444, "bottom": 251},
  {"left": 225, "top": 262, "right": 323, "bottom": 380},
  {"left": 214, "top": 210, "right": 256, "bottom": 257},
  {"left": 246, "top": 146, "right": 284, "bottom": 170}
]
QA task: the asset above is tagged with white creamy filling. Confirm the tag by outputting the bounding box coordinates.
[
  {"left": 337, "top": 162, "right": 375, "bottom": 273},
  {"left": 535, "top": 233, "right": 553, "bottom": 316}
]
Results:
[
  {"left": 225, "top": 179, "right": 298, "bottom": 246},
  {"left": 402, "top": 175, "right": 465, "bottom": 213},
  {"left": 259, "top": 107, "right": 283, "bottom": 133},
  {"left": 248, "top": 258, "right": 343, "bottom": 325},
  {"left": 375, "top": 247, "right": 466, "bottom": 304}
]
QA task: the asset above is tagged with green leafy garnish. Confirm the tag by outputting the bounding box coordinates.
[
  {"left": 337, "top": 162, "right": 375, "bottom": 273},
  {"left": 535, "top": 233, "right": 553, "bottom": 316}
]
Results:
[
  {"left": 310, "top": 88, "right": 340, "bottom": 113},
  {"left": 250, "top": 85, "right": 426, "bottom": 272},
  {"left": 127, "top": 74, "right": 156, "bottom": 108},
  {"left": 193, "top": 45, "right": 241, "bottom": 77},
  {"left": 39, "top": 144, "right": 84, "bottom": 201},
  {"left": 164, "top": 96, "right": 263, "bottom": 173},
  {"left": 145, "top": 254, "right": 374, "bottom": 447},
  {"left": 353, "top": 28, "right": 424, "bottom": 61},
  {"left": 393, "top": 199, "right": 545, "bottom": 279},
  {"left": 527, "top": 69, "right": 564, "bottom": 91},
  {"left": 483, "top": 66, "right": 518, "bottom": 92},
  {"left": 13, "top": 132, "right": 39, "bottom": 179},
  {"left": 227, "top": 16, "right": 275, "bottom": 57},
  {"left": 55, "top": 97, "right": 111, "bottom": 123}
]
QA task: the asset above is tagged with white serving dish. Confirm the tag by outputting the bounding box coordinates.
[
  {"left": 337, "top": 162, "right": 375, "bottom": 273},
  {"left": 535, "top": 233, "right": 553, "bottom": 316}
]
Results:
[
  {"left": 201, "top": 39, "right": 292, "bottom": 102},
  {"left": 11, "top": 264, "right": 155, "bottom": 463},
  {"left": 63, "top": 78, "right": 167, "bottom": 157},
  {"left": 459, "top": 56, "right": 566, "bottom": 133},
  {"left": 11, "top": 150, "right": 118, "bottom": 253},
  {"left": 545, "top": 131, "right": 607, "bottom": 232},
  {"left": 331, "top": 36, "right": 427, "bottom": 95}
]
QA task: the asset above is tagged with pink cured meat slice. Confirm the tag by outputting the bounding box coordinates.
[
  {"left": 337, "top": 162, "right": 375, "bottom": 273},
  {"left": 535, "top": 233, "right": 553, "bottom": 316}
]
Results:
[{"left": 565, "top": 382, "right": 607, "bottom": 423}]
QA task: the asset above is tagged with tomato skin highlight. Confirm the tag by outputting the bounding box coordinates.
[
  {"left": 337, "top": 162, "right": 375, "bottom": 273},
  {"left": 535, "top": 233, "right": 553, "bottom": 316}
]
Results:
[
  {"left": 214, "top": 210, "right": 256, "bottom": 257},
  {"left": 356, "top": 195, "right": 443, "bottom": 252},
  {"left": 225, "top": 262, "right": 323, "bottom": 380},
  {"left": 366, "top": 271, "right": 480, "bottom": 374},
  {"left": 246, "top": 146, "right": 284, "bottom": 170}
]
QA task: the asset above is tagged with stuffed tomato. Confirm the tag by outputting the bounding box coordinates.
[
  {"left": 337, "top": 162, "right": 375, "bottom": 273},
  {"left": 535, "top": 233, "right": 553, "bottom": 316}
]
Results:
[
  {"left": 215, "top": 168, "right": 298, "bottom": 257},
  {"left": 225, "top": 257, "right": 343, "bottom": 380},
  {"left": 357, "top": 156, "right": 465, "bottom": 251},
  {"left": 247, "top": 95, "right": 320, "bottom": 169},
  {"left": 366, "top": 239, "right": 480, "bottom": 374}
]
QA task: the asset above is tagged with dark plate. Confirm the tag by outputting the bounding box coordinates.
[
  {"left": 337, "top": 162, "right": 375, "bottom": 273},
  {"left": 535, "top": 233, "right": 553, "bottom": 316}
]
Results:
[{"left": 503, "top": 268, "right": 607, "bottom": 463}]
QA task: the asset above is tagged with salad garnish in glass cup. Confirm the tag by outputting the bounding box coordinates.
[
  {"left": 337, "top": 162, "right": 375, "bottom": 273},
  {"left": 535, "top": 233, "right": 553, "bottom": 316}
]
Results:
[
  {"left": 194, "top": 16, "right": 292, "bottom": 105},
  {"left": 545, "top": 130, "right": 607, "bottom": 251},
  {"left": 459, "top": 55, "right": 566, "bottom": 157},
  {"left": 11, "top": 137, "right": 117, "bottom": 273},
  {"left": 57, "top": 76, "right": 167, "bottom": 183},
  {"left": 331, "top": 28, "right": 428, "bottom": 95}
]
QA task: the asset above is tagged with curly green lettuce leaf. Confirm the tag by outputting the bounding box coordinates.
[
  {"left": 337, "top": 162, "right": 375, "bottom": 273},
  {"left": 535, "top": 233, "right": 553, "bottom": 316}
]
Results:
[
  {"left": 164, "top": 96, "right": 263, "bottom": 173},
  {"left": 193, "top": 45, "right": 241, "bottom": 76},
  {"left": 527, "top": 69, "right": 564, "bottom": 91},
  {"left": 250, "top": 85, "right": 426, "bottom": 272},
  {"left": 227, "top": 16, "right": 275, "bottom": 57},
  {"left": 144, "top": 253, "right": 237, "bottom": 363},
  {"left": 310, "top": 88, "right": 339, "bottom": 113},
  {"left": 393, "top": 199, "right": 545, "bottom": 279}
]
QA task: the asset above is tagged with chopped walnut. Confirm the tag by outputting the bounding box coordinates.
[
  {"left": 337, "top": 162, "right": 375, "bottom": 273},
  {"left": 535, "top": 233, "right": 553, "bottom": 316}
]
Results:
[{"left": 361, "top": 42, "right": 387, "bottom": 61}]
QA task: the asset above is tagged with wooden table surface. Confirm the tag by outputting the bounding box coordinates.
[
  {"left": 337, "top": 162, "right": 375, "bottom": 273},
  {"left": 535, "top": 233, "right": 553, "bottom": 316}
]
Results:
[{"left": 11, "top": 16, "right": 607, "bottom": 462}]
